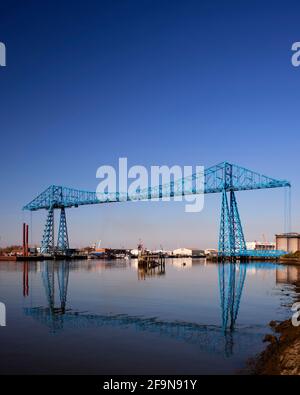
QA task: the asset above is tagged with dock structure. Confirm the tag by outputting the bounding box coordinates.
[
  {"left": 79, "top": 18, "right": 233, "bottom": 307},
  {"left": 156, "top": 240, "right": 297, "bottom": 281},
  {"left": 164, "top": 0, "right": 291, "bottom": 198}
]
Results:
[
  {"left": 137, "top": 251, "right": 166, "bottom": 279},
  {"left": 138, "top": 251, "right": 165, "bottom": 268}
]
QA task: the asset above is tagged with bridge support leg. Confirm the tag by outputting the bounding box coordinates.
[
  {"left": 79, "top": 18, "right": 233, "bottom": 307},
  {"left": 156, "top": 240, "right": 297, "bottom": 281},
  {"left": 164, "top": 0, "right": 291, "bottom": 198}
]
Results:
[
  {"left": 229, "top": 190, "right": 246, "bottom": 255},
  {"left": 57, "top": 208, "right": 69, "bottom": 253},
  {"left": 41, "top": 207, "right": 55, "bottom": 254},
  {"left": 218, "top": 189, "right": 246, "bottom": 259},
  {"left": 218, "top": 190, "right": 231, "bottom": 258}
]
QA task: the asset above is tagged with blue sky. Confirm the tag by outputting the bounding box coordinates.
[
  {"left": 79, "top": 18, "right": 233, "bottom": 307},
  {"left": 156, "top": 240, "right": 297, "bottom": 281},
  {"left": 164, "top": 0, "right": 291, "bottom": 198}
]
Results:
[{"left": 0, "top": 0, "right": 299, "bottom": 249}]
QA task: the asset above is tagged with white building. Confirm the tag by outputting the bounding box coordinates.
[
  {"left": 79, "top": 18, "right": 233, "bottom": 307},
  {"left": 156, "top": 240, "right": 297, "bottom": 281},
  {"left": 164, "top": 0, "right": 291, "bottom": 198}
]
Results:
[
  {"left": 246, "top": 241, "right": 275, "bottom": 251},
  {"left": 172, "top": 248, "right": 205, "bottom": 257},
  {"left": 173, "top": 248, "right": 192, "bottom": 256},
  {"left": 205, "top": 249, "right": 217, "bottom": 256}
]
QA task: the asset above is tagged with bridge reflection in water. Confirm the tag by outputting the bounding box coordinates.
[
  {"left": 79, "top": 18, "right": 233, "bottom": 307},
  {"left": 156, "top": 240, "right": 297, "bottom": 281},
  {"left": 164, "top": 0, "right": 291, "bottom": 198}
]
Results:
[
  {"left": 22, "top": 260, "right": 265, "bottom": 357},
  {"left": 219, "top": 263, "right": 247, "bottom": 331}
]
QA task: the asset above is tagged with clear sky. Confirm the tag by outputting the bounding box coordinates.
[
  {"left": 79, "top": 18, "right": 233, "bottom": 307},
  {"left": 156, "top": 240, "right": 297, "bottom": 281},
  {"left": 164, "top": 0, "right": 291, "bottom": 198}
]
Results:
[{"left": 0, "top": 0, "right": 299, "bottom": 249}]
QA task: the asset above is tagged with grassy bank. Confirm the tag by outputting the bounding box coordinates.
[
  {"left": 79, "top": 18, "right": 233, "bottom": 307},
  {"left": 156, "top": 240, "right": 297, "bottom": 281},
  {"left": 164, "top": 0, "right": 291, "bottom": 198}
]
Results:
[{"left": 280, "top": 251, "right": 300, "bottom": 265}]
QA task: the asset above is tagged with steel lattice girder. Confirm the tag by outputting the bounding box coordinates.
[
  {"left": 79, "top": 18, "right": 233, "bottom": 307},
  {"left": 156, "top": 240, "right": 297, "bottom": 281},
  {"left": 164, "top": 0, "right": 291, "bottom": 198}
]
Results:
[
  {"left": 229, "top": 190, "right": 247, "bottom": 254},
  {"left": 218, "top": 190, "right": 247, "bottom": 257},
  {"left": 57, "top": 208, "right": 69, "bottom": 251},
  {"left": 218, "top": 190, "right": 231, "bottom": 256},
  {"left": 41, "top": 207, "right": 55, "bottom": 254},
  {"left": 219, "top": 189, "right": 246, "bottom": 257},
  {"left": 23, "top": 162, "right": 291, "bottom": 211}
]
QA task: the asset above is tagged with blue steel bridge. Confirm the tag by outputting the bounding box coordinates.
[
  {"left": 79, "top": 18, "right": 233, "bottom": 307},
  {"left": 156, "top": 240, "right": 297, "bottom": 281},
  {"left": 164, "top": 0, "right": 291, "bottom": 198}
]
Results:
[{"left": 23, "top": 161, "right": 290, "bottom": 259}]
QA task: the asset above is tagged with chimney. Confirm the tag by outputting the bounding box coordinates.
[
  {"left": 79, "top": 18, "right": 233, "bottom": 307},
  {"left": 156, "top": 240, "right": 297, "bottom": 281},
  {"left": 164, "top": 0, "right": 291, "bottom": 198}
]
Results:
[
  {"left": 23, "top": 223, "right": 26, "bottom": 256},
  {"left": 25, "top": 224, "right": 29, "bottom": 257}
]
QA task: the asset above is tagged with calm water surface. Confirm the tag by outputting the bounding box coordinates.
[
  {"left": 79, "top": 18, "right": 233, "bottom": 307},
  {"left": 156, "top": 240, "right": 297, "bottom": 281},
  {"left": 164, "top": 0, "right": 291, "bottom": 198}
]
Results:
[{"left": 0, "top": 258, "right": 299, "bottom": 374}]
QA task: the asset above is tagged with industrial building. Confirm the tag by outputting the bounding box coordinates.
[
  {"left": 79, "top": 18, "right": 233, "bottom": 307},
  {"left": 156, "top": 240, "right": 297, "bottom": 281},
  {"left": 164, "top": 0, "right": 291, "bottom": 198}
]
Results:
[{"left": 275, "top": 233, "right": 300, "bottom": 253}]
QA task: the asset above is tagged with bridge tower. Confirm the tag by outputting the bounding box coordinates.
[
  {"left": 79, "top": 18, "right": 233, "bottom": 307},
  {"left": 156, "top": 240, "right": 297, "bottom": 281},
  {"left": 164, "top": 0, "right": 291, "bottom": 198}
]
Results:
[
  {"left": 218, "top": 163, "right": 246, "bottom": 258},
  {"left": 41, "top": 207, "right": 69, "bottom": 254},
  {"left": 41, "top": 207, "right": 55, "bottom": 254},
  {"left": 57, "top": 208, "right": 69, "bottom": 252}
]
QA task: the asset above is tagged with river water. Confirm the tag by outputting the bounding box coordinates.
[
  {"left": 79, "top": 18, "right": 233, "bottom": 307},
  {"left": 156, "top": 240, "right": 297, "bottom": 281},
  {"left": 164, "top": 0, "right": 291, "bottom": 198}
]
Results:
[{"left": 0, "top": 258, "right": 299, "bottom": 374}]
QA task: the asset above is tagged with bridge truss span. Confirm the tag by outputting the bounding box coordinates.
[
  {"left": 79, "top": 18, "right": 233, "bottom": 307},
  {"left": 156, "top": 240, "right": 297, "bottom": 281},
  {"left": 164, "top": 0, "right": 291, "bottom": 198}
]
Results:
[{"left": 23, "top": 161, "right": 291, "bottom": 257}]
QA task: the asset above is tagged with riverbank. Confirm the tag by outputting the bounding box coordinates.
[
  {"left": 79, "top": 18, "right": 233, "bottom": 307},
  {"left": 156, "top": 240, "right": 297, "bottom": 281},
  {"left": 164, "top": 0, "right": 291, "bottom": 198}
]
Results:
[
  {"left": 250, "top": 319, "right": 300, "bottom": 375},
  {"left": 280, "top": 258, "right": 300, "bottom": 265},
  {"left": 280, "top": 251, "right": 300, "bottom": 265}
]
